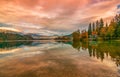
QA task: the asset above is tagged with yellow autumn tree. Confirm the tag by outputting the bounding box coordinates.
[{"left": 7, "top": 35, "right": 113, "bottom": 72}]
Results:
[{"left": 106, "top": 20, "right": 116, "bottom": 39}]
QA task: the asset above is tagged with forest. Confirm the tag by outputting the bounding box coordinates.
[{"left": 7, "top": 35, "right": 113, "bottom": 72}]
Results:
[{"left": 72, "top": 14, "right": 120, "bottom": 41}]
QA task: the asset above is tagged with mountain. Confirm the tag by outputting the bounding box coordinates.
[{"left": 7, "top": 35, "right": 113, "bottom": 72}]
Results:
[
  {"left": 0, "top": 26, "right": 72, "bottom": 41},
  {"left": 28, "top": 33, "right": 59, "bottom": 40},
  {"left": 0, "top": 28, "right": 33, "bottom": 41}
]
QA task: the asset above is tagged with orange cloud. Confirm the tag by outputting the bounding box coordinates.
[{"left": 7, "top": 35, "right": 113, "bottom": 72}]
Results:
[{"left": 0, "top": 0, "right": 119, "bottom": 34}]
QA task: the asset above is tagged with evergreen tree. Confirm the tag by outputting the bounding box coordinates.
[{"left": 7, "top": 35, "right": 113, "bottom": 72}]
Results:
[
  {"left": 96, "top": 20, "right": 100, "bottom": 35},
  {"left": 96, "top": 20, "right": 99, "bottom": 30},
  {"left": 114, "top": 14, "right": 120, "bottom": 37},
  {"left": 93, "top": 22, "right": 95, "bottom": 31},
  {"left": 106, "top": 23, "right": 108, "bottom": 27},
  {"left": 88, "top": 23, "right": 92, "bottom": 36},
  {"left": 99, "top": 18, "right": 104, "bottom": 37},
  {"left": 100, "top": 18, "right": 104, "bottom": 29}
]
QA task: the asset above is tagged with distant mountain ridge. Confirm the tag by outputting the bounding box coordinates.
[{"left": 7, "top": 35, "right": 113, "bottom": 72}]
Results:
[
  {"left": 0, "top": 28, "right": 33, "bottom": 41},
  {"left": 0, "top": 26, "right": 72, "bottom": 40}
]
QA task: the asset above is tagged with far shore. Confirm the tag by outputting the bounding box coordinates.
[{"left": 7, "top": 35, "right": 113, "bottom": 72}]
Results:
[{"left": 0, "top": 39, "right": 72, "bottom": 42}]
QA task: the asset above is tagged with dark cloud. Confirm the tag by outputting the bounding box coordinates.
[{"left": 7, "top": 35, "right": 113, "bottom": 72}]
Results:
[{"left": 117, "top": 4, "right": 120, "bottom": 9}]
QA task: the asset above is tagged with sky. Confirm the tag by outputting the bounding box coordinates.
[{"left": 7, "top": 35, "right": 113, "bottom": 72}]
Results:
[{"left": 0, "top": 0, "right": 120, "bottom": 35}]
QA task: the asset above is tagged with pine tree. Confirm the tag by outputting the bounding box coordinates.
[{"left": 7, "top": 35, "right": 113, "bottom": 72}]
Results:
[
  {"left": 88, "top": 23, "right": 92, "bottom": 36},
  {"left": 100, "top": 18, "right": 104, "bottom": 29},
  {"left": 93, "top": 22, "right": 95, "bottom": 31},
  {"left": 96, "top": 20, "right": 99, "bottom": 30},
  {"left": 96, "top": 20, "right": 100, "bottom": 35},
  {"left": 114, "top": 14, "right": 120, "bottom": 37},
  {"left": 106, "top": 22, "right": 108, "bottom": 28},
  {"left": 99, "top": 18, "right": 104, "bottom": 37}
]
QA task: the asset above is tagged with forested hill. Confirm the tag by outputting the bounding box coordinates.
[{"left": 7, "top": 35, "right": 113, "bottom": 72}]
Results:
[{"left": 0, "top": 29, "right": 33, "bottom": 41}]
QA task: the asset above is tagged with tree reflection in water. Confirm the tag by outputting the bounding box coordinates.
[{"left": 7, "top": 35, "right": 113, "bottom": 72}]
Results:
[
  {"left": 0, "top": 41, "right": 40, "bottom": 52},
  {"left": 0, "top": 40, "right": 120, "bottom": 66},
  {"left": 71, "top": 40, "right": 120, "bottom": 66}
]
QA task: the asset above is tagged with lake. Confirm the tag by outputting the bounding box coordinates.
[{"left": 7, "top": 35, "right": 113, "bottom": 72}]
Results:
[{"left": 0, "top": 40, "right": 120, "bottom": 77}]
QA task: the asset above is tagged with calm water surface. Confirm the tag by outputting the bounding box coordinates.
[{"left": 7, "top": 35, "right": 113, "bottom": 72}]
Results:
[{"left": 0, "top": 40, "right": 120, "bottom": 77}]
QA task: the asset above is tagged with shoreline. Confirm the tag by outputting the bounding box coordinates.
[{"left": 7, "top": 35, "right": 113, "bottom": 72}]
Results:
[{"left": 0, "top": 39, "right": 72, "bottom": 42}]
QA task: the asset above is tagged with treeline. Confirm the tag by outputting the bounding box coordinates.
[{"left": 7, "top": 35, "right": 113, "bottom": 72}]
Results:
[
  {"left": 88, "top": 14, "right": 120, "bottom": 40},
  {"left": 72, "top": 14, "right": 120, "bottom": 41},
  {"left": 0, "top": 41, "right": 33, "bottom": 49},
  {"left": 71, "top": 40, "right": 120, "bottom": 66},
  {"left": 0, "top": 32, "right": 33, "bottom": 41}
]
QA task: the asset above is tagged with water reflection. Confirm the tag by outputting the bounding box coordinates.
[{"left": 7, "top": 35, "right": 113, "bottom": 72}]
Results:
[
  {"left": 0, "top": 41, "right": 119, "bottom": 77},
  {"left": 0, "top": 41, "right": 32, "bottom": 48},
  {"left": 71, "top": 41, "right": 120, "bottom": 66},
  {"left": 0, "top": 41, "right": 56, "bottom": 51},
  {"left": 0, "top": 41, "right": 120, "bottom": 66}
]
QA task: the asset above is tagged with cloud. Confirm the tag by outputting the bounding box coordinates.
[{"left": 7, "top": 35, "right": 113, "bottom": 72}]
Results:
[
  {"left": 0, "top": 27, "right": 20, "bottom": 32},
  {"left": 0, "top": 0, "right": 119, "bottom": 35},
  {"left": 117, "top": 4, "right": 120, "bottom": 14}
]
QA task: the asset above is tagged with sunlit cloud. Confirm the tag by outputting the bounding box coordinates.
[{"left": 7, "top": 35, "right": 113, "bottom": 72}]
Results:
[
  {"left": 0, "top": 27, "right": 20, "bottom": 32},
  {"left": 0, "top": 0, "right": 119, "bottom": 35}
]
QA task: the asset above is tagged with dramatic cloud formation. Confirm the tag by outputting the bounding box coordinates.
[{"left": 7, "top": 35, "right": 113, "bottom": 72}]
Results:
[{"left": 0, "top": 0, "right": 120, "bottom": 35}]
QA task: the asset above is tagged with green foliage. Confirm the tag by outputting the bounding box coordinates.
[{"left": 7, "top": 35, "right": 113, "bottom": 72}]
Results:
[
  {"left": 0, "top": 41, "right": 32, "bottom": 49},
  {"left": 0, "top": 32, "right": 33, "bottom": 41},
  {"left": 99, "top": 18, "right": 104, "bottom": 29},
  {"left": 115, "top": 26, "right": 120, "bottom": 37},
  {"left": 87, "top": 14, "right": 120, "bottom": 40},
  {"left": 92, "top": 22, "right": 95, "bottom": 31},
  {"left": 70, "top": 40, "right": 120, "bottom": 66},
  {"left": 96, "top": 20, "right": 100, "bottom": 35},
  {"left": 114, "top": 14, "right": 120, "bottom": 37},
  {"left": 88, "top": 23, "right": 92, "bottom": 37},
  {"left": 73, "top": 14, "right": 120, "bottom": 41},
  {"left": 88, "top": 23, "right": 92, "bottom": 36},
  {"left": 106, "top": 20, "right": 116, "bottom": 38}
]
